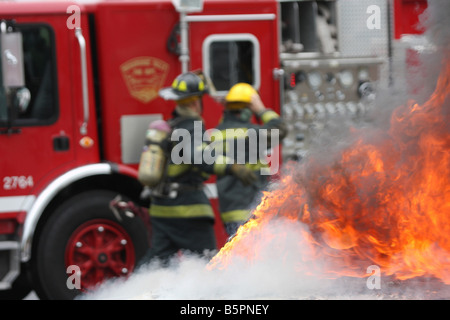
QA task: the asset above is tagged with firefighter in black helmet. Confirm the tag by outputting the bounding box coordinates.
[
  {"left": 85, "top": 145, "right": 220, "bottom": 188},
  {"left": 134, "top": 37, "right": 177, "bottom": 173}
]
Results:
[
  {"left": 214, "top": 83, "right": 288, "bottom": 237},
  {"left": 139, "top": 72, "right": 257, "bottom": 266}
]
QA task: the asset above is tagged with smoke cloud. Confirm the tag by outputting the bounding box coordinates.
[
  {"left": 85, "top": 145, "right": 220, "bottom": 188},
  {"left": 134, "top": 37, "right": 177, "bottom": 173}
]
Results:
[
  {"left": 83, "top": 216, "right": 450, "bottom": 300},
  {"left": 82, "top": 218, "right": 386, "bottom": 300}
]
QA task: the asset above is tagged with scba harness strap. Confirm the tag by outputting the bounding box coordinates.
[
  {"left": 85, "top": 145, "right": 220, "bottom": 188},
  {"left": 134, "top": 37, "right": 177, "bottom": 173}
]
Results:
[{"left": 146, "top": 115, "right": 204, "bottom": 199}]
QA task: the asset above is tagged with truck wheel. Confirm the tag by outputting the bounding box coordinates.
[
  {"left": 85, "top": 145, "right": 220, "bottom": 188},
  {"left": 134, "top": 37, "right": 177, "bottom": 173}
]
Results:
[{"left": 32, "top": 190, "right": 150, "bottom": 300}]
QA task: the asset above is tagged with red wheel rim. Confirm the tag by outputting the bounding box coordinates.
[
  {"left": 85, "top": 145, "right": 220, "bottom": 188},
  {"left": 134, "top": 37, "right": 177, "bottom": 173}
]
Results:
[{"left": 65, "top": 219, "right": 135, "bottom": 290}]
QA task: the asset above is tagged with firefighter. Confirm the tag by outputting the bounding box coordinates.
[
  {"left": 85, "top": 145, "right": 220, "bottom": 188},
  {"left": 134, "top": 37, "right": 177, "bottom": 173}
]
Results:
[
  {"left": 214, "top": 83, "right": 288, "bottom": 236},
  {"left": 139, "top": 72, "right": 257, "bottom": 266}
]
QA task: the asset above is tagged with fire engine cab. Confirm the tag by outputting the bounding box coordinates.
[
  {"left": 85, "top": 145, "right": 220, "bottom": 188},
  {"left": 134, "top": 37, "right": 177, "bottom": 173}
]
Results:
[{"left": 0, "top": 0, "right": 427, "bottom": 299}]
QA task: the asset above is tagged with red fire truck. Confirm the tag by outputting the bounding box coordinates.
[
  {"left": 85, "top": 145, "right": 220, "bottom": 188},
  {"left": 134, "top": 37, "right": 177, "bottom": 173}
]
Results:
[{"left": 0, "top": 0, "right": 427, "bottom": 299}]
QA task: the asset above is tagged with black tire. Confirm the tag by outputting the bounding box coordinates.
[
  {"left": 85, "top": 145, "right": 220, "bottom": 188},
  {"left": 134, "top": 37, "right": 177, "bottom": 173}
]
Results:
[{"left": 31, "top": 190, "right": 150, "bottom": 300}]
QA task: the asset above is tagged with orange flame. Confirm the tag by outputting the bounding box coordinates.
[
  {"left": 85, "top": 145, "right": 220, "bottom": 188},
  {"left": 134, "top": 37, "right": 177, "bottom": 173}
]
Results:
[{"left": 209, "top": 61, "right": 450, "bottom": 284}]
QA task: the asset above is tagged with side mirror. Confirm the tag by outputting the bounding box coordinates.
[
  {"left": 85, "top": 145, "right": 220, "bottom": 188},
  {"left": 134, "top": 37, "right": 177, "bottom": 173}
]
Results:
[
  {"left": 1, "top": 21, "right": 25, "bottom": 88},
  {"left": 15, "top": 87, "right": 31, "bottom": 113}
]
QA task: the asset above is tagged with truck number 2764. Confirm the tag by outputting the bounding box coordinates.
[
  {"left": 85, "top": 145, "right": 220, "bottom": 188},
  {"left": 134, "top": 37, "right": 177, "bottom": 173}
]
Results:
[{"left": 3, "top": 176, "right": 34, "bottom": 190}]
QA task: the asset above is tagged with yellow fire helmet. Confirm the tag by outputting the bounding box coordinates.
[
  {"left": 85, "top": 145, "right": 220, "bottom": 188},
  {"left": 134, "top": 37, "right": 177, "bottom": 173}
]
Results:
[{"left": 225, "top": 83, "right": 257, "bottom": 110}]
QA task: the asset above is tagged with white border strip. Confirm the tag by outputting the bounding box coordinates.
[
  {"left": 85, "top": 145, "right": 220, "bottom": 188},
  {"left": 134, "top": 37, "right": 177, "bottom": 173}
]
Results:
[
  {"left": 185, "top": 13, "right": 275, "bottom": 22},
  {"left": 0, "top": 195, "right": 36, "bottom": 213}
]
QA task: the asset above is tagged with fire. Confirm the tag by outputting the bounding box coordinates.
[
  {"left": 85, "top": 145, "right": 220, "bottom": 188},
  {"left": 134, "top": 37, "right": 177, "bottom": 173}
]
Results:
[{"left": 209, "top": 61, "right": 450, "bottom": 284}]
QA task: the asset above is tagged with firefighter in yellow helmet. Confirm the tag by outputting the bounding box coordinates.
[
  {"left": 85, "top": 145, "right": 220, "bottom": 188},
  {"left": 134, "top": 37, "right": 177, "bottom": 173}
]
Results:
[
  {"left": 139, "top": 73, "right": 257, "bottom": 266},
  {"left": 214, "top": 83, "right": 288, "bottom": 236}
]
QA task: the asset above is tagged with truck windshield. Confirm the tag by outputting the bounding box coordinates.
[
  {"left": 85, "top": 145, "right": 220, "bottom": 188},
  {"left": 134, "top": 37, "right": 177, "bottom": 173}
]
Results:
[{"left": 0, "top": 23, "right": 57, "bottom": 127}]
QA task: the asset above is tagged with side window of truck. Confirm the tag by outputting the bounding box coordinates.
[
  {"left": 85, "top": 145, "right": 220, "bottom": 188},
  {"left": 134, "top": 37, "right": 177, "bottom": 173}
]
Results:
[
  {"left": 202, "top": 34, "right": 260, "bottom": 94},
  {"left": 0, "top": 24, "right": 57, "bottom": 127}
]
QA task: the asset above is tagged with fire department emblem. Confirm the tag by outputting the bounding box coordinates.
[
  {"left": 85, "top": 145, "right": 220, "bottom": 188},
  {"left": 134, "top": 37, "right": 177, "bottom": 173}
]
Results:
[{"left": 120, "top": 56, "right": 169, "bottom": 103}]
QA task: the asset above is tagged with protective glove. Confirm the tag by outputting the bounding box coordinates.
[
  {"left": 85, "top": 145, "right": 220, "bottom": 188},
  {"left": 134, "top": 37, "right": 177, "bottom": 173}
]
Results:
[{"left": 228, "top": 164, "right": 258, "bottom": 186}]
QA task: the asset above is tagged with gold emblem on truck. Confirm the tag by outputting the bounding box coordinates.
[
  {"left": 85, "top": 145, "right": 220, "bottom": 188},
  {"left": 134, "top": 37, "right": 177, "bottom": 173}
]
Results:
[{"left": 120, "top": 57, "right": 169, "bottom": 103}]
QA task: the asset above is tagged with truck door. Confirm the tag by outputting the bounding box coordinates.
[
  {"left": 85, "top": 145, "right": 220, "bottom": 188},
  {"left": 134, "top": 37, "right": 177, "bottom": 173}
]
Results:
[
  {"left": 186, "top": 4, "right": 281, "bottom": 128},
  {"left": 183, "top": 3, "right": 280, "bottom": 246},
  {"left": 0, "top": 18, "right": 80, "bottom": 210}
]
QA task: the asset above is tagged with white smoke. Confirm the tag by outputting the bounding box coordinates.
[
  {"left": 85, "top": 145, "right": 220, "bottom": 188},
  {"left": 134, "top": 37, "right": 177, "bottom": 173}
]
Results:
[
  {"left": 82, "top": 218, "right": 378, "bottom": 300},
  {"left": 82, "top": 216, "right": 450, "bottom": 300}
]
